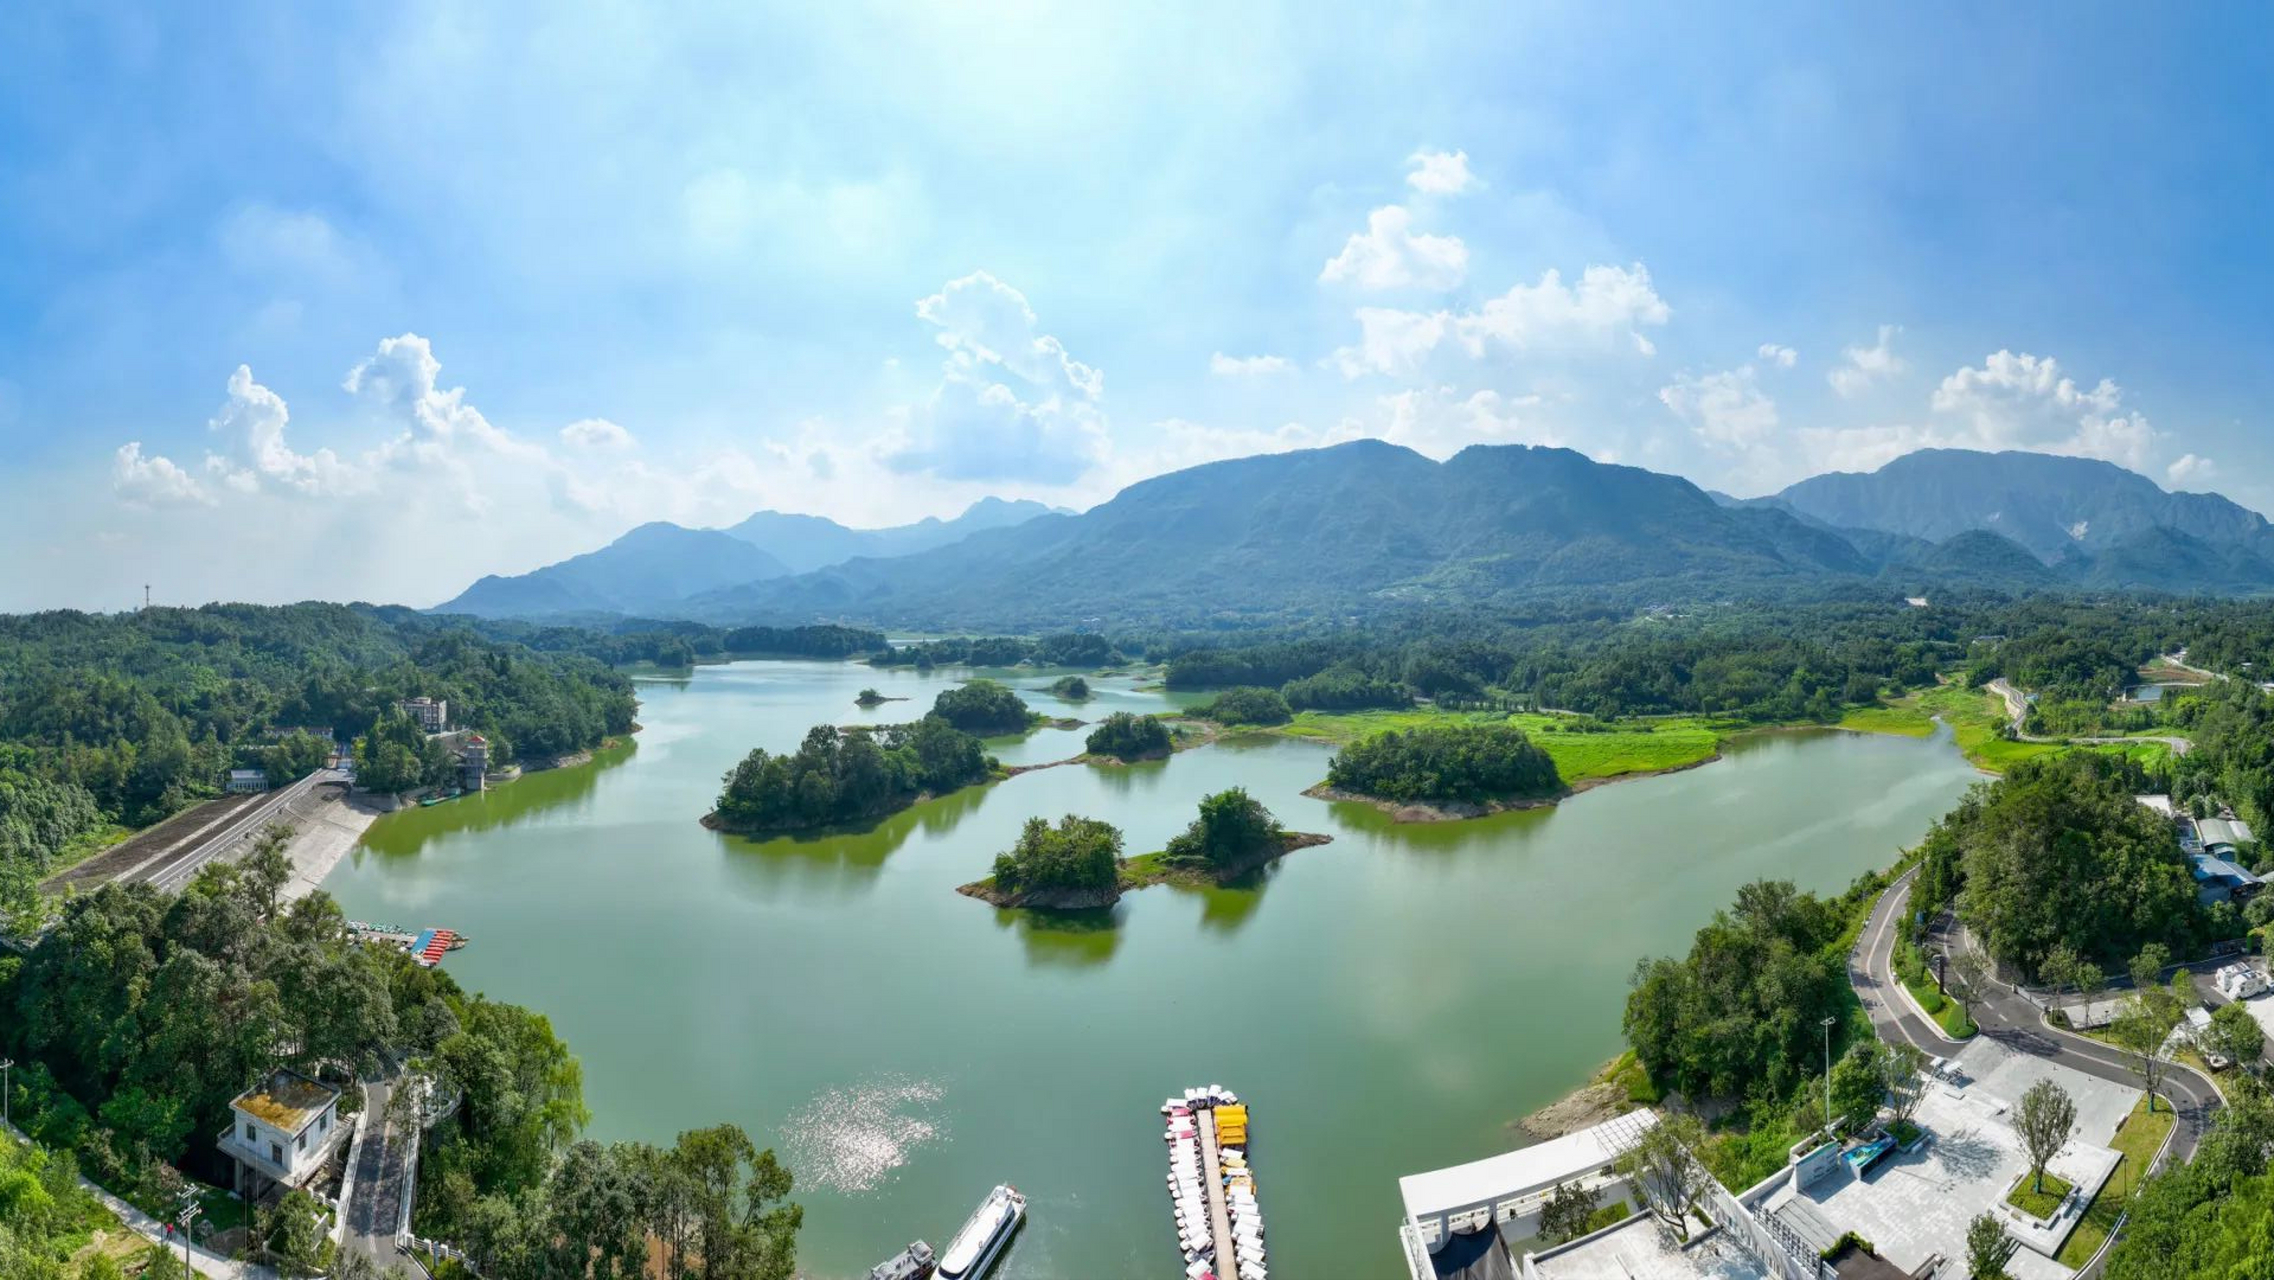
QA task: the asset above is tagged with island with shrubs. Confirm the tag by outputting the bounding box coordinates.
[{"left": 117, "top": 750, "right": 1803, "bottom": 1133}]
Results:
[
  {"left": 853, "top": 687, "right": 907, "bottom": 707},
  {"left": 932, "top": 678, "right": 1079, "bottom": 734},
  {"left": 1048, "top": 674, "right": 1092, "bottom": 700},
  {"left": 959, "top": 788, "right": 1330, "bottom": 909},
  {"left": 705, "top": 716, "right": 996, "bottom": 837},
  {"left": 1083, "top": 710, "right": 1175, "bottom": 762},
  {"left": 1307, "top": 722, "right": 1568, "bottom": 821}
]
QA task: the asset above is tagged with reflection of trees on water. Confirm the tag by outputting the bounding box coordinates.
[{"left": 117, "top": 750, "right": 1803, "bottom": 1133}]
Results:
[
  {"left": 720, "top": 780, "right": 994, "bottom": 902},
  {"left": 997, "top": 904, "right": 1125, "bottom": 968},
  {"left": 358, "top": 741, "right": 637, "bottom": 857},
  {"left": 1178, "top": 873, "right": 1270, "bottom": 934}
]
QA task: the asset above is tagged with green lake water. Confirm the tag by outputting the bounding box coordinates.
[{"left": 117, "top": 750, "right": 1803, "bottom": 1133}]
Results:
[{"left": 323, "top": 660, "right": 1984, "bottom": 1279}]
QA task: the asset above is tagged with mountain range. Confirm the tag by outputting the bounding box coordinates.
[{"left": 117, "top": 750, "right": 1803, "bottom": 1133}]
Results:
[
  {"left": 432, "top": 444, "right": 2274, "bottom": 629},
  {"left": 434, "top": 497, "right": 1059, "bottom": 617}
]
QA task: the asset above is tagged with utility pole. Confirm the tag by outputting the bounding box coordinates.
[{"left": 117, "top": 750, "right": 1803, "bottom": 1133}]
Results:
[
  {"left": 1821, "top": 1016, "right": 1839, "bottom": 1134},
  {"left": 144, "top": 584, "right": 151, "bottom": 610},
  {"left": 175, "top": 1184, "right": 201, "bottom": 1276},
  {"left": 1, "top": 1057, "right": 12, "bottom": 1131}
]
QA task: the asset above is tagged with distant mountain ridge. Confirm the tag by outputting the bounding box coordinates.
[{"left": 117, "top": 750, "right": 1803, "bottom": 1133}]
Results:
[
  {"left": 436, "top": 442, "right": 2274, "bottom": 629},
  {"left": 434, "top": 497, "right": 1061, "bottom": 618}
]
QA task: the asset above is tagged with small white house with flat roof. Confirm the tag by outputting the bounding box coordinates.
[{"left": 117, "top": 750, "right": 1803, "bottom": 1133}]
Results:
[{"left": 218, "top": 1069, "right": 344, "bottom": 1199}]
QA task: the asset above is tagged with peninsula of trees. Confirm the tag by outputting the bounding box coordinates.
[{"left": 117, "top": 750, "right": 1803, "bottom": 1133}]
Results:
[
  {"left": 1315, "top": 723, "right": 1565, "bottom": 819},
  {"left": 928, "top": 679, "right": 1042, "bottom": 735},
  {"left": 1048, "top": 674, "right": 1092, "bottom": 700},
  {"left": 960, "top": 789, "right": 1329, "bottom": 909},
  {"left": 709, "top": 718, "right": 994, "bottom": 837}
]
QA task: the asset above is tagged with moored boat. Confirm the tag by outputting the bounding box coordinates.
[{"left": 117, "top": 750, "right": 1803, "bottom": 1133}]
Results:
[
  {"left": 936, "top": 1185, "right": 1024, "bottom": 1280},
  {"left": 867, "top": 1239, "right": 936, "bottom": 1280},
  {"left": 1162, "top": 1085, "right": 1264, "bottom": 1280}
]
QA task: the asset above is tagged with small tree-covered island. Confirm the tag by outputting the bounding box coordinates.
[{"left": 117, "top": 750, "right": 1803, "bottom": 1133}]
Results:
[
  {"left": 1307, "top": 722, "right": 1568, "bottom": 821},
  {"left": 705, "top": 717, "right": 996, "bottom": 837},
  {"left": 930, "top": 678, "right": 1049, "bottom": 735},
  {"left": 1084, "top": 710, "right": 1175, "bottom": 762},
  {"left": 959, "top": 788, "right": 1330, "bottom": 909}
]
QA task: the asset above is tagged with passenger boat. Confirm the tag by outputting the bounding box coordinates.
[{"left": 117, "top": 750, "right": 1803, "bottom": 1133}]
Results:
[
  {"left": 867, "top": 1239, "right": 936, "bottom": 1280},
  {"left": 935, "top": 1185, "right": 1024, "bottom": 1280}
]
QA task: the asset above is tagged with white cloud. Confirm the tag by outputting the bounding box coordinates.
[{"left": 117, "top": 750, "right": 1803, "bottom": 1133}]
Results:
[
  {"left": 1331, "top": 264, "right": 1670, "bottom": 377},
  {"left": 1659, "top": 366, "right": 1779, "bottom": 449},
  {"left": 1928, "top": 349, "right": 2158, "bottom": 470},
  {"left": 560, "top": 418, "right": 634, "bottom": 449},
  {"left": 2168, "top": 454, "right": 2217, "bottom": 487},
  {"left": 1320, "top": 205, "right": 1469, "bottom": 291},
  {"left": 204, "top": 365, "right": 357, "bottom": 495},
  {"left": 112, "top": 442, "right": 211, "bottom": 506},
  {"left": 217, "top": 204, "right": 373, "bottom": 286},
  {"left": 1209, "top": 352, "right": 1295, "bottom": 377},
  {"left": 1757, "top": 343, "right": 1798, "bottom": 369},
  {"left": 915, "top": 271, "right": 1102, "bottom": 399},
  {"left": 891, "top": 272, "right": 1109, "bottom": 483},
  {"left": 1406, "top": 148, "right": 1478, "bottom": 195},
  {"left": 1368, "top": 386, "right": 1557, "bottom": 456},
  {"left": 1828, "top": 324, "right": 1906, "bottom": 397}
]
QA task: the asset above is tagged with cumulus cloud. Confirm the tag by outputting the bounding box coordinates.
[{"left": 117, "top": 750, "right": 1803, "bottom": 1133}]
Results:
[
  {"left": 1209, "top": 352, "right": 1295, "bottom": 377},
  {"left": 113, "top": 443, "right": 211, "bottom": 506},
  {"left": 560, "top": 418, "right": 634, "bottom": 449},
  {"left": 1928, "top": 349, "right": 2160, "bottom": 470},
  {"left": 2168, "top": 454, "right": 2217, "bottom": 487},
  {"left": 1406, "top": 148, "right": 1478, "bottom": 195},
  {"left": 204, "top": 365, "right": 357, "bottom": 495},
  {"left": 1659, "top": 366, "right": 1779, "bottom": 449},
  {"left": 1757, "top": 343, "right": 1798, "bottom": 369},
  {"left": 1330, "top": 264, "right": 1669, "bottom": 377},
  {"left": 1828, "top": 325, "right": 1906, "bottom": 397},
  {"left": 889, "top": 272, "right": 1108, "bottom": 483},
  {"left": 1320, "top": 205, "right": 1469, "bottom": 291}
]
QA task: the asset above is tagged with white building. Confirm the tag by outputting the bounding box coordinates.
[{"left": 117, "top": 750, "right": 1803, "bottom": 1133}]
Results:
[
  {"left": 1397, "top": 1111, "right": 1658, "bottom": 1278},
  {"left": 217, "top": 1069, "right": 345, "bottom": 1199},
  {"left": 400, "top": 696, "right": 449, "bottom": 733},
  {"left": 225, "top": 768, "right": 269, "bottom": 794}
]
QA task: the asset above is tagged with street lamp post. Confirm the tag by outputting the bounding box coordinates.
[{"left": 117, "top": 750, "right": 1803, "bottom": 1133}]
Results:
[{"left": 1821, "top": 1016, "right": 1839, "bottom": 1135}]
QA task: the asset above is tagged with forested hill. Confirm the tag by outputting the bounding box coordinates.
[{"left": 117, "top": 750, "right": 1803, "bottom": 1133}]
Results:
[
  {"left": 689, "top": 441, "right": 1873, "bottom": 628},
  {"left": 0, "top": 603, "right": 636, "bottom": 870}
]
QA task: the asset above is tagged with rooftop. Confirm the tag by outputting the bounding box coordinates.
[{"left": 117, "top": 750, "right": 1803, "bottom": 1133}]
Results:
[
  {"left": 1526, "top": 1215, "right": 1768, "bottom": 1280},
  {"left": 231, "top": 1069, "right": 338, "bottom": 1133},
  {"left": 1400, "top": 1111, "right": 1658, "bottom": 1219}
]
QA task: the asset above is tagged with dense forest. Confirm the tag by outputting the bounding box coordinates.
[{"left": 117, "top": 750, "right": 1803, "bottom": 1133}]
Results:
[
  {"left": 1325, "top": 724, "right": 1563, "bottom": 805},
  {"left": 0, "top": 604, "right": 636, "bottom": 882},
  {"left": 1913, "top": 754, "right": 2200, "bottom": 977},
  {"left": 711, "top": 719, "right": 993, "bottom": 835},
  {"left": 926, "top": 679, "right": 1038, "bottom": 735}
]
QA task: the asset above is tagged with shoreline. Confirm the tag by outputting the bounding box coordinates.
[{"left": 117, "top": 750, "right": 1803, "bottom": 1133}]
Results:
[
  {"left": 279, "top": 788, "right": 388, "bottom": 904},
  {"left": 1301, "top": 751, "right": 1724, "bottom": 823}
]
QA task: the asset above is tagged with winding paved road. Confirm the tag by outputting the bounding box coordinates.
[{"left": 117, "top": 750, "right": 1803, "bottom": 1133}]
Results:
[
  {"left": 338, "top": 1076, "right": 414, "bottom": 1270},
  {"left": 1983, "top": 678, "right": 2192, "bottom": 755},
  {"left": 1853, "top": 866, "right": 2219, "bottom": 1165}
]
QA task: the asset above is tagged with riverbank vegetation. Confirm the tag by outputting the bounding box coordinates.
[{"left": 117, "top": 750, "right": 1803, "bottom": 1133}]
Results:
[
  {"left": 985, "top": 815, "right": 1125, "bottom": 905},
  {"left": 868, "top": 632, "right": 1117, "bottom": 670},
  {"left": 966, "top": 791, "right": 1329, "bottom": 906},
  {"left": 1323, "top": 724, "right": 1562, "bottom": 807},
  {"left": 1189, "top": 686, "right": 1292, "bottom": 727},
  {"left": 711, "top": 720, "right": 992, "bottom": 836},
  {"left": 929, "top": 679, "right": 1040, "bottom": 735},
  {"left": 1084, "top": 711, "right": 1172, "bottom": 761}
]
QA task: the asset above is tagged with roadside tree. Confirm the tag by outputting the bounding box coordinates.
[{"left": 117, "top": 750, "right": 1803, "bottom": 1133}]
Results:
[
  {"left": 2014, "top": 1079, "right": 2076, "bottom": 1195},
  {"left": 2204, "top": 1000, "right": 2265, "bottom": 1069}
]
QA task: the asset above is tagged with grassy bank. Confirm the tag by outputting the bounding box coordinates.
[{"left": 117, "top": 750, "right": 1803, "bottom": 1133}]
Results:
[
  {"left": 2054, "top": 1094, "right": 2176, "bottom": 1268},
  {"left": 1275, "top": 707, "right": 1730, "bottom": 785}
]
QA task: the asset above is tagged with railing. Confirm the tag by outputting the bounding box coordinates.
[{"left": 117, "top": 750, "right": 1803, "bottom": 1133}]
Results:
[{"left": 1396, "top": 1218, "right": 1434, "bottom": 1280}]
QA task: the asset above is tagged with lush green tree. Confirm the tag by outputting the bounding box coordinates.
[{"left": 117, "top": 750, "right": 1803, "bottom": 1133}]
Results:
[
  {"left": 1828, "top": 1040, "right": 1886, "bottom": 1134},
  {"left": 1538, "top": 1178, "right": 1601, "bottom": 1245},
  {"left": 712, "top": 718, "right": 990, "bottom": 835},
  {"left": 1161, "top": 788, "right": 1284, "bottom": 870},
  {"left": 1878, "top": 1042, "right": 1932, "bottom": 1131},
  {"left": 1966, "top": 1211, "right": 2018, "bottom": 1280},
  {"left": 257, "top": 731, "right": 334, "bottom": 785},
  {"left": 1048, "top": 675, "right": 1091, "bottom": 700},
  {"left": 2014, "top": 1079, "right": 2076, "bottom": 1195},
  {"left": 1084, "top": 711, "right": 1172, "bottom": 761},
  {"left": 2204, "top": 999, "right": 2265, "bottom": 1068},
  {"left": 928, "top": 680, "right": 1034, "bottom": 735},
  {"left": 990, "top": 816, "right": 1123, "bottom": 894},
  {"left": 1325, "top": 723, "right": 1561, "bottom": 804},
  {"left": 671, "top": 1124, "right": 802, "bottom": 1280},
  {"left": 1191, "top": 686, "right": 1292, "bottom": 727},
  {"left": 1280, "top": 667, "right": 1410, "bottom": 712},
  {"left": 1613, "top": 1111, "right": 1710, "bottom": 1237},
  {"left": 2110, "top": 977, "right": 2185, "bottom": 1112}
]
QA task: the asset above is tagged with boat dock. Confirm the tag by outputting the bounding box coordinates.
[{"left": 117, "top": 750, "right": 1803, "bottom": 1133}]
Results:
[
  {"left": 346, "top": 921, "right": 465, "bottom": 968},
  {"left": 1197, "top": 1109, "right": 1240, "bottom": 1280}
]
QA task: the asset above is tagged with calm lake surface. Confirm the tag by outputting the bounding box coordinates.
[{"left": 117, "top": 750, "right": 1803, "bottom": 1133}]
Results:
[{"left": 323, "top": 660, "right": 1983, "bottom": 1279}]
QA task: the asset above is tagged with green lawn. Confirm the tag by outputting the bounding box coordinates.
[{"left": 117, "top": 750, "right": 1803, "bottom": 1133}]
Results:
[
  {"left": 2055, "top": 1094, "right": 2176, "bottom": 1267},
  {"left": 1276, "top": 706, "right": 1728, "bottom": 785},
  {"left": 1897, "top": 966, "right": 1977, "bottom": 1038},
  {"left": 2006, "top": 1171, "right": 2074, "bottom": 1219},
  {"left": 1836, "top": 702, "right": 1937, "bottom": 738}
]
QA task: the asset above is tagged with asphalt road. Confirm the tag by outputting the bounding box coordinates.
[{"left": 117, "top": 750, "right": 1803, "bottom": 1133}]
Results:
[
  {"left": 339, "top": 1076, "right": 414, "bottom": 1269},
  {"left": 135, "top": 768, "right": 340, "bottom": 893},
  {"left": 1854, "top": 866, "right": 2219, "bottom": 1165}
]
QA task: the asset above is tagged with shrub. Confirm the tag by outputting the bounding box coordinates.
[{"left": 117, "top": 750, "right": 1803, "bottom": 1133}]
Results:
[{"left": 1085, "top": 712, "right": 1171, "bottom": 761}]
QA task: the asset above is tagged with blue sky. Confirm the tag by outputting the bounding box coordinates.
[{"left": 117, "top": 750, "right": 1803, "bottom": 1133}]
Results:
[{"left": 3, "top": 1, "right": 2270, "bottom": 608}]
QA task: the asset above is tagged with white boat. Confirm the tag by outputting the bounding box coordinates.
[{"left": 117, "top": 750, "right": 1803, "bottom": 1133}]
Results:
[{"left": 936, "top": 1185, "right": 1025, "bottom": 1280}]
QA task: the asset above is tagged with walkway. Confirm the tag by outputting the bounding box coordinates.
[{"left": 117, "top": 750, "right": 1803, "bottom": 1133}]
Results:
[
  {"left": 1197, "top": 1109, "right": 1240, "bottom": 1280},
  {"left": 338, "top": 1075, "right": 416, "bottom": 1269},
  {"left": 1984, "top": 678, "right": 2192, "bottom": 755}
]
